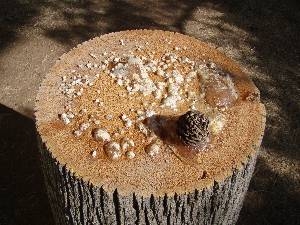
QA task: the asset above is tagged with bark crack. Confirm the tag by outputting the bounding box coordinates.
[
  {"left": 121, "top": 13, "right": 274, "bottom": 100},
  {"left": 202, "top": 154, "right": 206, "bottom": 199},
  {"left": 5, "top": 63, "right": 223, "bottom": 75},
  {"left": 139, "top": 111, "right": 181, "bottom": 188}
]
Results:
[
  {"left": 77, "top": 179, "right": 86, "bottom": 225},
  {"left": 113, "top": 189, "right": 121, "bottom": 225},
  {"left": 99, "top": 187, "right": 106, "bottom": 225},
  {"left": 132, "top": 193, "right": 140, "bottom": 225},
  {"left": 144, "top": 207, "right": 150, "bottom": 225},
  {"left": 150, "top": 194, "right": 161, "bottom": 225}
]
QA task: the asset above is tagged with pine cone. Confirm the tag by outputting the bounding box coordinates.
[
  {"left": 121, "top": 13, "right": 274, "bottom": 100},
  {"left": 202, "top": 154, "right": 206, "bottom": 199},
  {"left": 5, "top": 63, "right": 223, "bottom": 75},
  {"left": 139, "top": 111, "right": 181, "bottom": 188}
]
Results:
[{"left": 177, "top": 110, "right": 209, "bottom": 147}]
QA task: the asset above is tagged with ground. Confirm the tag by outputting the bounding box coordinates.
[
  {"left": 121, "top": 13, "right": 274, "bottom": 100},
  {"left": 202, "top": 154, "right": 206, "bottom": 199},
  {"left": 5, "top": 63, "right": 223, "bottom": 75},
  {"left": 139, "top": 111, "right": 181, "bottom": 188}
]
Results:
[{"left": 0, "top": 0, "right": 299, "bottom": 225}]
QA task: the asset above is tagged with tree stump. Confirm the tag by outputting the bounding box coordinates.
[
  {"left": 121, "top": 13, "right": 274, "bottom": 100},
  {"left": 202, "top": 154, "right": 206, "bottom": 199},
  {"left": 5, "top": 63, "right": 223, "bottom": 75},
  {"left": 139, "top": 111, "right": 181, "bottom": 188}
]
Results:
[{"left": 35, "top": 30, "right": 266, "bottom": 225}]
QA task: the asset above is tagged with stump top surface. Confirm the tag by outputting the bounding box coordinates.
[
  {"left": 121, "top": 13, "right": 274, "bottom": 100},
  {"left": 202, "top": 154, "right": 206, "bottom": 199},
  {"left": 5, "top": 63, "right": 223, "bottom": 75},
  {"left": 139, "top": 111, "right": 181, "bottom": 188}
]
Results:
[{"left": 35, "top": 30, "right": 265, "bottom": 196}]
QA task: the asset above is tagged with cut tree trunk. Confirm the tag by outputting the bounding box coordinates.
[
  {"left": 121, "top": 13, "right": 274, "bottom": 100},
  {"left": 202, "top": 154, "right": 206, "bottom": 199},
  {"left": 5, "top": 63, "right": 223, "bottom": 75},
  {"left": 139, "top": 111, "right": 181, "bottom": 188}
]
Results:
[
  {"left": 39, "top": 137, "right": 259, "bottom": 225},
  {"left": 36, "top": 30, "right": 266, "bottom": 225}
]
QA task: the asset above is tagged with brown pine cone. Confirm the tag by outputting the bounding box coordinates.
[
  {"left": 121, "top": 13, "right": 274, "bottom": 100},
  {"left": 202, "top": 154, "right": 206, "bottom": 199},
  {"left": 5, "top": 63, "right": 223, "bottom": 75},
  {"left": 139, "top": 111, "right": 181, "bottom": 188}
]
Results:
[{"left": 177, "top": 110, "right": 209, "bottom": 147}]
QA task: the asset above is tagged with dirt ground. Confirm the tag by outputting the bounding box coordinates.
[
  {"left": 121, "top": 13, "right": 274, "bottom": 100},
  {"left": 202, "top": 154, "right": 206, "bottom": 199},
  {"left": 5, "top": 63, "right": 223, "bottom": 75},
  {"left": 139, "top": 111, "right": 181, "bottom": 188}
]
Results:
[{"left": 0, "top": 0, "right": 299, "bottom": 224}]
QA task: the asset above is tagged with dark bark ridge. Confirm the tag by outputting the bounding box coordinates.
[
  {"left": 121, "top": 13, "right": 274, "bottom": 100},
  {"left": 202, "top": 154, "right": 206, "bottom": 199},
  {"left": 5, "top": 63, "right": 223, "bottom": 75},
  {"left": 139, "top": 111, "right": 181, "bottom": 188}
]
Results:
[{"left": 39, "top": 137, "right": 258, "bottom": 225}]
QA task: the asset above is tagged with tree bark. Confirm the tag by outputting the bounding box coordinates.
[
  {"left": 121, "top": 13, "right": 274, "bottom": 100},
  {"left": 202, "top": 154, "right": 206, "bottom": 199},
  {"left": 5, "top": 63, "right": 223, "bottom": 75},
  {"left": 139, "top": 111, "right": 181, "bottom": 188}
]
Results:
[{"left": 39, "top": 137, "right": 258, "bottom": 225}]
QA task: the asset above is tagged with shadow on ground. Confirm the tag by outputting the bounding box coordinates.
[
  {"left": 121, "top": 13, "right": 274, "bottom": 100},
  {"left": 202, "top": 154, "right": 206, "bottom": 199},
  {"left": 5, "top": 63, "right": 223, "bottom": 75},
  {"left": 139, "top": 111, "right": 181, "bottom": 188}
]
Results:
[
  {"left": 0, "top": 0, "right": 299, "bottom": 225},
  {"left": 239, "top": 157, "right": 300, "bottom": 225},
  {"left": 0, "top": 104, "right": 53, "bottom": 225},
  {"left": 40, "top": 0, "right": 202, "bottom": 47},
  {"left": 221, "top": 0, "right": 300, "bottom": 160},
  {"left": 0, "top": 0, "right": 41, "bottom": 53}
]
